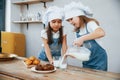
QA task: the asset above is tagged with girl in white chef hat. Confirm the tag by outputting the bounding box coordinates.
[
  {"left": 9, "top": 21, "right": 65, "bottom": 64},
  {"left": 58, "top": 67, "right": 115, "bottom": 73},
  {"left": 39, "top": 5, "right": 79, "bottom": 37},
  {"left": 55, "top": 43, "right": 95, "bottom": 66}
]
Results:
[
  {"left": 38, "top": 6, "right": 67, "bottom": 64},
  {"left": 64, "top": 1, "right": 107, "bottom": 71}
]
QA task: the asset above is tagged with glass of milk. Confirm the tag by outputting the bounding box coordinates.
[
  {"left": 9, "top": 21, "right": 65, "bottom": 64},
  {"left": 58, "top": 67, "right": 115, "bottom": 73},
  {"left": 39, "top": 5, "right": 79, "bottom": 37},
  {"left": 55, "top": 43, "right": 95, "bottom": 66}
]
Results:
[
  {"left": 59, "top": 54, "right": 67, "bottom": 70},
  {"left": 53, "top": 56, "right": 61, "bottom": 67}
]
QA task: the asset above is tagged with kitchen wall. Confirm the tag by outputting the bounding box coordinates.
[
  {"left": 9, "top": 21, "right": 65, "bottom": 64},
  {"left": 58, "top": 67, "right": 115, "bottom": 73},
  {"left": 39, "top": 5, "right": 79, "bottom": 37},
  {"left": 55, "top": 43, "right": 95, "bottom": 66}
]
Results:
[{"left": 6, "top": 0, "right": 120, "bottom": 73}]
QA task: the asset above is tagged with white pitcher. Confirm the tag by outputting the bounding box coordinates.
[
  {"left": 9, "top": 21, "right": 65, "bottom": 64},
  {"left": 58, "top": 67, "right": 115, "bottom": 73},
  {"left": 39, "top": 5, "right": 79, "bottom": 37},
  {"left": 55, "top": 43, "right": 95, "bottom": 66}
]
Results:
[{"left": 66, "top": 46, "right": 91, "bottom": 61}]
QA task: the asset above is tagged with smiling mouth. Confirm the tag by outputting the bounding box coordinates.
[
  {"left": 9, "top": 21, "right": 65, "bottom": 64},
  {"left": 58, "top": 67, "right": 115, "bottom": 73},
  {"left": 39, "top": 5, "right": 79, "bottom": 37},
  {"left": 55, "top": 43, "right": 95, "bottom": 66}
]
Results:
[
  {"left": 73, "top": 24, "right": 77, "bottom": 27},
  {"left": 53, "top": 28, "right": 59, "bottom": 31},
  {"left": 72, "top": 23, "right": 75, "bottom": 26}
]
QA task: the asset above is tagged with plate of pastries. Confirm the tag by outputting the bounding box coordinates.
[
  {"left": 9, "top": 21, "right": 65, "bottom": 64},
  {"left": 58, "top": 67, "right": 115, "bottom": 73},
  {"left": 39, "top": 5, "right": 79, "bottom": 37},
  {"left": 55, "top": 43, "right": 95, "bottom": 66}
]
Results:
[
  {"left": 23, "top": 56, "right": 56, "bottom": 73},
  {"left": 30, "top": 64, "right": 56, "bottom": 73}
]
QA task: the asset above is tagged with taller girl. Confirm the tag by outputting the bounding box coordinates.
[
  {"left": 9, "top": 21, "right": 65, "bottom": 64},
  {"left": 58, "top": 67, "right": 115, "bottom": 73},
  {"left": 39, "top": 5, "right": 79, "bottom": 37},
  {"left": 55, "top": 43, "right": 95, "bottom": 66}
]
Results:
[{"left": 64, "top": 2, "right": 107, "bottom": 71}]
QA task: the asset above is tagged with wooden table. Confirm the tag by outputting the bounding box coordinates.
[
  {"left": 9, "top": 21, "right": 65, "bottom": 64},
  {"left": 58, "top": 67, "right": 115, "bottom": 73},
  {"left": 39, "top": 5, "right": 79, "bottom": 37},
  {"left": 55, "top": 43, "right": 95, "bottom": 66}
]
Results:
[{"left": 0, "top": 58, "right": 120, "bottom": 80}]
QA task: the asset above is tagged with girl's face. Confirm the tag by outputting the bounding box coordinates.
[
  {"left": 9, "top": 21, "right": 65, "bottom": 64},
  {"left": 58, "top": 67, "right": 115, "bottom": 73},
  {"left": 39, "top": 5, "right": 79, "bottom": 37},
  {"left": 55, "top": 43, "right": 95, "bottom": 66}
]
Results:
[
  {"left": 50, "top": 19, "right": 62, "bottom": 32},
  {"left": 67, "top": 16, "right": 80, "bottom": 28}
]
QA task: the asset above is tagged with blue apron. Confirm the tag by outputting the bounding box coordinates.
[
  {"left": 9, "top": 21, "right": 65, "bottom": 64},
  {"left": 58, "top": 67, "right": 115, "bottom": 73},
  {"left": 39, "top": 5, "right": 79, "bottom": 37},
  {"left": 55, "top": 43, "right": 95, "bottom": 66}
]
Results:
[
  {"left": 76, "top": 25, "right": 107, "bottom": 71},
  {"left": 38, "top": 38, "right": 62, "bottom": 61}
]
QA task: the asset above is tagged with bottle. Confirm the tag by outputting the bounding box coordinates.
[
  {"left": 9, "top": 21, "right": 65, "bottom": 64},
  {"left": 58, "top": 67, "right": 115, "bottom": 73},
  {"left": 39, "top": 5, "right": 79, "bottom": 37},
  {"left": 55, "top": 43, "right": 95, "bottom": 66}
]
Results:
[{"left": 37, "top": 12, "right": 41, "bottom": 21}]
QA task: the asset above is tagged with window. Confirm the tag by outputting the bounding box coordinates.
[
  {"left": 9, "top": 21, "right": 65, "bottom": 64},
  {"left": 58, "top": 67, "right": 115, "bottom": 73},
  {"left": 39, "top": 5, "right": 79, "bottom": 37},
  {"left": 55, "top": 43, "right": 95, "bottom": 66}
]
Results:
[
  {"left": 0, "top": 0, "right": 5, "bottom": 52},
  {"left": 0, "top": 0, "right": 5, "bottom": 31}
]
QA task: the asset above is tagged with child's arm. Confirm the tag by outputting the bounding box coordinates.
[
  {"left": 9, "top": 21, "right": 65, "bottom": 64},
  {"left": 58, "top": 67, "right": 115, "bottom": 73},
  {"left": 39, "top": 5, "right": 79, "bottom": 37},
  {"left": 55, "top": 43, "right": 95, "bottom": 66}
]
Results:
[
  {"left": 74, "top": 27, "right": 105, "bottom": 46},
  {"left": 42, "top": 38, "right": 53, "bottom": 64},
  {"left": 62, "top": 35, "right": 68, "bottom": 56}
]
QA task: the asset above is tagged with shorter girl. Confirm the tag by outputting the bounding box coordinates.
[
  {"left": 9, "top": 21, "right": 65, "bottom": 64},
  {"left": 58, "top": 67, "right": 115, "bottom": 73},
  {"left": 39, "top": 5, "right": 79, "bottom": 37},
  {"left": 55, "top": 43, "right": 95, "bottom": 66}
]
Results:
[
  {"left": 64, "top": 2, "right": 107, "bottom": 71},
  {"left": 39, "top": 6, "right": 67, "bottom": 64}
]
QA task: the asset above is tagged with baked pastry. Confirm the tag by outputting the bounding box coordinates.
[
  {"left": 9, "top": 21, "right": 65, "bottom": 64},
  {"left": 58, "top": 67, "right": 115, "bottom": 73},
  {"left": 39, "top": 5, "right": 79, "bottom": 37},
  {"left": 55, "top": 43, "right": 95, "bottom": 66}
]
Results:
[
  {"left": 35, "top": 64, "right": 43, "bottom": 70},
  {"left": 45, "top": 64, "right": 54, "bottom": 70},
  {"left": 25, "top": 59, "right": 32, "bottom": 65},
  {"left": 33, "top": 59, "right": 40, "bottom": 65},
  {"left": 29, "top": 56, "right": 36, "bottom": 61},
  {"left": 35, "top": 64, "right": 54, "bottom": 71},
  {"left": 24, "top": 56, "right": 40, "bottom": 66}
]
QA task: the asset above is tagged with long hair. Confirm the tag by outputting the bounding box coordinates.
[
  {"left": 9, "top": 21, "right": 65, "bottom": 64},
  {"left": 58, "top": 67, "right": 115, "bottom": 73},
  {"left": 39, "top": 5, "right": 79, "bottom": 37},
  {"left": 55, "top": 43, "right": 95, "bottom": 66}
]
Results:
[
  {"left": 74, "top": 16, "right": 100, "bottom": 31},
  {"left": 46, "top": 23, "right": 63, "bottom": 45}
]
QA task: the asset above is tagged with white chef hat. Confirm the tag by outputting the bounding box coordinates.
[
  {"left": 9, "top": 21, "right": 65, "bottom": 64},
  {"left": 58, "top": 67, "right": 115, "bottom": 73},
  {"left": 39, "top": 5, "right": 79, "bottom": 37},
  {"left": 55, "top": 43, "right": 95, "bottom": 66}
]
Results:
[
  {"left": 42, "top": 6, "right": 64, "bottom": 26},
  {"left": 64, "top": 1, "right": 93, "bottom": 20}
]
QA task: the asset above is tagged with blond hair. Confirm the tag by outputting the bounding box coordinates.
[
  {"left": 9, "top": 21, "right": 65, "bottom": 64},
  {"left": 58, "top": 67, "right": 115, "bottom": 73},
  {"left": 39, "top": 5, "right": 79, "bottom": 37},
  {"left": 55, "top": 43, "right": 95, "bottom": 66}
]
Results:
[{"left": 74, "top": 16, "right": 99, "bottom": 31}]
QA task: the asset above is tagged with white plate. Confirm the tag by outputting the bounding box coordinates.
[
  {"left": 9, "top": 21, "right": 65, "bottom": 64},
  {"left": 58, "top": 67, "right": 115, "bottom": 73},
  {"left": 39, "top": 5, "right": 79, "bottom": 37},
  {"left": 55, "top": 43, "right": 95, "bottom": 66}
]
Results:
[{"left": 30, "top": 66, "right": 56, "bottom": 73}]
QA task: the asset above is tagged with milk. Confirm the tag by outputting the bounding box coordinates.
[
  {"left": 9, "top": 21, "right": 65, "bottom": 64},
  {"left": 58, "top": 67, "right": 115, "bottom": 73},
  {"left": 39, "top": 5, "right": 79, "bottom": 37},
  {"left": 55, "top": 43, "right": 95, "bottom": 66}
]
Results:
[
  {"left": 53, "top": 55, "right": 67, "bottom": 69},
  {"left": 53, "top": 56, "right": 61, "bottom": 67},
  {"left": 59, "top": 63, "right": 67, "bottom": 69},
  {"left": 53, "top": 46, "right": 91, "bottom": 69},
  {"left": 68, "top": 52, "right": 90, "bottom": 61},
  {"left": 53, "top": 60, "right": 60, "bottom": 67},
  {"left": 59, "top": 54, "right": 67, "bottom": 69}
]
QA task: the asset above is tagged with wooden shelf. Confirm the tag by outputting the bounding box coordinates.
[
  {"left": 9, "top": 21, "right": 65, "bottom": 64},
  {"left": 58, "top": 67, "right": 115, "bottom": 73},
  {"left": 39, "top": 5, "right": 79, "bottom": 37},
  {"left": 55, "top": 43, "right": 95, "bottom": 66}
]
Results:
[
  {"left": 12, "top": 0, "right": 53, "bottom": 29},
  {"left": 13, "top": 0, "right": 53, "bottom": 5},
  {"left": 13, "top": 20, "right": 42, "bottom": 24}
]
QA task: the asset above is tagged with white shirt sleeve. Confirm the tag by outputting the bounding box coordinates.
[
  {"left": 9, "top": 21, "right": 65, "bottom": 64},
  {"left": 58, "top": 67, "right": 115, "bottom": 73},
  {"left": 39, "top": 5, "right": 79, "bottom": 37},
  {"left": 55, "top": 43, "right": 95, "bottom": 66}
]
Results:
[
  {"left": 87, "top": 21, "right": 104, "bottom": 48},
  {"left": 63, "top": 26, "right": 67, "bottom": 36},
  {"left": 87, "top": 21, "right": 100, "bottom": 32},
  {"left": 40, "top": 29, "right": 47, "bottom": 39}
]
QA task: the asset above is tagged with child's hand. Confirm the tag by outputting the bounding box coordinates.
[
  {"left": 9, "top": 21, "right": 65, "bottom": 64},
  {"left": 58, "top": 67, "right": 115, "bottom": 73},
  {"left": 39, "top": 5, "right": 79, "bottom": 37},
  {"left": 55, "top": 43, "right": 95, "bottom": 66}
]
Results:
[
  {"left": 66, "top": 54, "right": 75, "bottom": 58},
  {"left": 73, "top": 38, "right": 84, "bottom": 47},
  {"left": 49, "top": 60, "right": 53, "bottom": 64}
]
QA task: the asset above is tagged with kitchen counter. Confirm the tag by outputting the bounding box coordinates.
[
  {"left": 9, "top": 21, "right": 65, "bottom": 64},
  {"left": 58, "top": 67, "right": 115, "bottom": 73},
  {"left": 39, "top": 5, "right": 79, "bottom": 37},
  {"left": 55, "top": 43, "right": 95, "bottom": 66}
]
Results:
[{"left": 0, "top": 58, "right": 120, "bottom": 80}]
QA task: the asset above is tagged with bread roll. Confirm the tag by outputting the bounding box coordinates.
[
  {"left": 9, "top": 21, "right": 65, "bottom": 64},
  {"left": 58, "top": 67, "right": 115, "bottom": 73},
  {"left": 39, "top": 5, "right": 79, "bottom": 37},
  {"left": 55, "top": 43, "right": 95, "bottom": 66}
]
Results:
[
  {"left": 29, "top": 56, "right": 36, "bottom": 61},
  {"left": 33, "top": 59, "right": 40, "bottom": 65}
]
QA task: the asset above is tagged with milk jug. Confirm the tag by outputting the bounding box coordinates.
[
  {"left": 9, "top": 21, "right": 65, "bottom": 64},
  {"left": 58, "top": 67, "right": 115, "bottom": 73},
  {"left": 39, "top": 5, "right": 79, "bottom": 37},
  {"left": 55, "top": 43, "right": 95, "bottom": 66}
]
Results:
[{"left": 66, "top": 46, "right": 91, "bottom": 61}]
